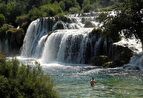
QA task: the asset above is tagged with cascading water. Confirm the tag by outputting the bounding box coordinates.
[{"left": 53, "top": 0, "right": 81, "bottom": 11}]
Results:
[
  {"left": 21, "top": 18, "right": 48, "bottom": 57},
  {"left": 21, "top": 17, "right": 68, "bottom": 57},
  {"left": 34, "top": 35, "right": 47, "bottom": 58},
  {"left": 41, "top": 28, "right": 94, "bottom": 64},
  {"left": 21, "top": 12, "right": 140, "bottom": 66},
  {"left": 21, "top": 13, "right": 107, "bottom": 64},
  {"left": 0, "top": 39, "right": 9, "bottom": 55},
  {"left": 114, "top": 32, "right": 142, "bottom": 53},
  {"left": 114, "top": 33, "right": 143, "bottom": 70}
]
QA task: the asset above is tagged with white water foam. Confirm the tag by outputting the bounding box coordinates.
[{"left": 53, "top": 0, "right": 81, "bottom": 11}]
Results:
[
  {"left": 41, "top": 28, "right": 93, "bottom": 64},
  {"left": 114, "top": 33, "right": 142, "bottom": 53}
]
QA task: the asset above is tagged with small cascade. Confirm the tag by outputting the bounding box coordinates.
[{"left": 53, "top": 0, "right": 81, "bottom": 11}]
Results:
[
  {"left": 52, "top": 21, "right": 67, "bottom": 31},
  {"left": 124, "top": 53, "right": 143, "bottom": 70},
  {"left": 34, "top": 35, "right": 48, "bottom": 58},
  {"left": 0, "top": 39, "right": 9, "bottom": 55},
  {"left": 114, "top": 33, "right": 142, "bottom": 53}
]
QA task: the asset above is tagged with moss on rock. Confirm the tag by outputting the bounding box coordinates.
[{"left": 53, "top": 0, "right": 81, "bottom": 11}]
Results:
[
  {"left": 6, "top": 28, "right": 25, "bottom": 54},
  {"left": 90, "top": 55, "right": 112, "bottom": 67},
  {"left": 84, "top": 21, "right": 95, "bottom": 28}
]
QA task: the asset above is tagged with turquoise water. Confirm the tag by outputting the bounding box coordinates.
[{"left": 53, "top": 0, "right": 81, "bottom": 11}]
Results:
[
  {"left": 42, "top": 63, "right": 143, "bottom": 98},
  {"left": 17, "top": 58, "right": 143, "bottom": 98}
]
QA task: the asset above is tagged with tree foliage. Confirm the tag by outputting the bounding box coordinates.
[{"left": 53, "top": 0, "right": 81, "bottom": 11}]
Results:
[
  {"left": 102, "top": 0, "right": 143, "bottom": 47},
  {"left": 0, "top": 14, "right": 5, "bottom": 26},
  {"left": 0, "top": 57, "right": 59, "bottom": 98}
]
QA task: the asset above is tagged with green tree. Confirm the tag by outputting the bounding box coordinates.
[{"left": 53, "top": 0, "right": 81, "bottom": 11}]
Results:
[
  {"left": 0, "top": 14, "right": 5, "bottom": 26},
  {"left": 0, "top": 24, "right": 12, "bottom": 41},
  {"left": 6, "top": 1, "right": 24, "bottom": 25},
  {"left": 69, "top": 7, "right": 80, "bottom": 14},
  {"left": 40, "top": 3, "right": 63, "bottom": 17},
  {"left": 104, "top": 0, "right": 143, "bottom": 48},
  {"left": 59, "top": 0, "right": 79, "bottom": 11},
  {"left": 76, "top": 0, "right": 84, "bottom": 8},
  {"left": 28, "top": 8, "right": 43, "bottom": 20},
  {"left": 0, "top": 58, "right": 59, "bottom": 98}
]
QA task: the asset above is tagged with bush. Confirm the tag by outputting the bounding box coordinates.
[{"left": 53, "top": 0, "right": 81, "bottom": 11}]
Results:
[
  {"left": 0, "top": 52, "right": 6, "bottom": 62},
  {"left": 82, "top": 4, "right": 93, "bottom": 13},
  {"left": 6, "top": 28, "right": 25, "bottom": 52},
  {"left": 16, "top": 15, "right": 30, "bottom": 31},
  {"left": 28, "top": 8, "right": 44, "bottom": 20},
  {"left": 0, "top": 24, "right": 13, "bottom": 40},
  {"left": 40, "top": 3, "right": 63, "bottom": 17},
  {"left": 59, "top": 0, "right": 79, "bottom": 11},
  {"left": 96, "top": 12, "right": 108, "bottom": 23},
  {"left": 0, "top": 58, "right": 59, "bottom": 98},
  {"left": 0, "top": 3, "right": 7, "bottom": 17},
  {"left": 90, "top": 55, "right": 113, "bottom": 67},
  {"left": 88, "top": 28, "right": 103, "bottom": 38},
  {"left": 69, "top": 7, "right": 80, "bottom": 14},
  {"left": 0, "top": 14, "right": 5, "bottom": 26},
  {"left": 6, "top": 1, "right": 23, "bottom": 25},
  {"left": 16, "top": 15, "right": 29, "bottom": 26}
]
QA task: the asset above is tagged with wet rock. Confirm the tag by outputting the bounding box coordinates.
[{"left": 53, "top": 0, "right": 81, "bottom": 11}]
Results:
[
  {"left": 111, "top": 44, "right": 133, "bottom": 67},
  {"left": 84, "top": 21, "right": 95, "bottom": 28},
  {"left": 89, "top": 36, "right": 133, "bottom": 68},
  {"left": 6, "top": 28, "right": 25, "bottom": 55},
  {"left": 90, "top": 55, "right": 113, "bottom": 67}
]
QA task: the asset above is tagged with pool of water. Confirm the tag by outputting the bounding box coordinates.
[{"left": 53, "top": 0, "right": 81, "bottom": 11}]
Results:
[{"left": 17, "top": 57, "right": 143, "bottom": 98}]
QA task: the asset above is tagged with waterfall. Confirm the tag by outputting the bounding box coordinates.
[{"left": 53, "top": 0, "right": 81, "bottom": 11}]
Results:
[
  {"left": 41, "top": 28, "right": 93, "bottom": 64},
  {"left": 21, "top": 18, "right": 67, "bottom": 57},
  {"left": 21, "top": 19, "right": 47, "bottom": 57},
  {"left": 34, "top": 35, "right": 48, "bottom": 58},
  {"left": 20, "top": 14, "right": 99, "bottom": 58},
  {"left": 52, "top": 21, "right": 67, "bottom": 31},
  {"left": 124, "top": 53, "right": 143, "bottom": 70},
  {"left": 114, "top": 33, "right": 142, "bottom": 53},
  {"left": 0, "top": 39, "right": 9, "bottom": 55},
  {"left": 20, "top": 13, "right": 115, "bottom": 64}
]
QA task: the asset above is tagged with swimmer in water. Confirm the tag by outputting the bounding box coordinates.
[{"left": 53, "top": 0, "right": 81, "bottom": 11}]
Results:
[{"left": 90, "top": 77, "right": 96, "bottom": 87}]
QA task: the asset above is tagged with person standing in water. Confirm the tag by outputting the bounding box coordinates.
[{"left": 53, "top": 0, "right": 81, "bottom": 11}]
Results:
[{"left": 90, "top": 77, "right": 96, "bottom": 87}]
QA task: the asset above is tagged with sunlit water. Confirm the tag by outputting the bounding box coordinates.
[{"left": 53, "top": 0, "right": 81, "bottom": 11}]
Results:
[{"left": 17, "top": 57, "right": 143, "bottom": 98}]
